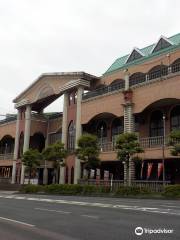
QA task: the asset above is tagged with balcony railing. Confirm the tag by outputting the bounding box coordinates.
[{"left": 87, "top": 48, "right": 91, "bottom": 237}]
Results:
[
  {"left": 82, "top": 81, "right": 125, "bottom": 100},
  {"left": 0, "top": 153, "right": 14, "bottom": 160},
  {"left": 82, "top": 62, "right": 180, "bottom": 100},
  {"left": 98, "top": 135, "right": 180, "bottom": 152}
]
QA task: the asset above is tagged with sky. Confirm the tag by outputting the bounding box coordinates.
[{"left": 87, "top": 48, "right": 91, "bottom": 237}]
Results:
[{"left": 0, "top": 0, "right": 179, "bottom": 116}]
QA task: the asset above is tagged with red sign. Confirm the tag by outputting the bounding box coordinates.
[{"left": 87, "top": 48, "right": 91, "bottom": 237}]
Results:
[
  {"left": 158, "top": 163, "right": 163, "bottom": 179},
  {"left": 147, "top": 163, "right": 153, "bottom": 179}
]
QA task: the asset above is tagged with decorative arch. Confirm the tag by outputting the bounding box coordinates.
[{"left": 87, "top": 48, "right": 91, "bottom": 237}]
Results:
[
  {"left": 148, "top": 65, "right": 168, "bottom": 80},
  {"left": 129, "top": 72, "right": 146, "bottom": 86},
  {"left": 109, "top": 79, "right": 125, "bottom": 89},
  {"left": 36, "top": 84, "right": 55, "bottom": 101},
  {"left": 171, "top": 58, "right": 180, "bottom": 73}
]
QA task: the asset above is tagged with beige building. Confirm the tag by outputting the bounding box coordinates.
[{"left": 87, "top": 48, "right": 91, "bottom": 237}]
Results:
[{"left": 0, "top": 33, "right": 180, "bottom": 184}]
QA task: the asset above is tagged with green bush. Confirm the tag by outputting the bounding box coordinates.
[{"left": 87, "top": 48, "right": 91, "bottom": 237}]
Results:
[
  {"left": 44, "top": 184, "right": 83, "bottom": 195},
  {"left": 115, "top": 186, "right": 151, "bottom": 196},
  {"left": 20, "top": 184, "right": 43, "bottom": 193},
  {"left": 162, "top": 185, "right": 180, "bottom": 198}
]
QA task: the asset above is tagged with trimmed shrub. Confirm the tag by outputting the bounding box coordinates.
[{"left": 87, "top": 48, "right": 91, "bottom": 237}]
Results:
[
  {"left": 162, "top": 185, "right": 180, "bottom": 198},
  {"left": 44, "top": 184, "right": 83, "bottom": 195},
  {"left": 20, "top": 184, "right": 43, "bottom": 193}
]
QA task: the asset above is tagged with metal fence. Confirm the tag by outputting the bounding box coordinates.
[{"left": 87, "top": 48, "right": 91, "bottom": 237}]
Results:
[{"left": 78, "top": 179, "right": 170, "bottom": 192}]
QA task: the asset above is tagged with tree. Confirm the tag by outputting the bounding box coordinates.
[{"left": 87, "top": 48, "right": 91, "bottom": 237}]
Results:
[
  {"left": 22, "top": 149, "right": 41, "bottom": 184},
  {"left": 42, "top": 141, "right": 67, "bottom": 184},
  {"left": 115, "top": 132, "right": 144, "bottom": 186},
  {"left": 76, "top": 134, "right": 100, "bottom": 176},
  {"left": 169, "top": 130, "right": 180, "bottom": 156}
]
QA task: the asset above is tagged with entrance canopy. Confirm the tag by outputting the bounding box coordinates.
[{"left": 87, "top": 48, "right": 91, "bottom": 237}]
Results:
[{"left": 13, "top": 72, "right": 99, "bottom": 112}]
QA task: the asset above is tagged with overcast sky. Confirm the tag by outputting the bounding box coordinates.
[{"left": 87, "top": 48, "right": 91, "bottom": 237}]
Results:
[{"left": 0, "top": 0, "right": 179, "bottom": 116}]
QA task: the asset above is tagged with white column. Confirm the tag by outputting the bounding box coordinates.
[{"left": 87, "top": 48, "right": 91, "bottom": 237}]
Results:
[
  {"left": 43, "top": 118, "right": 49, "bottom": 185},
  {"left": 74, "top": 87, "right": 84, "bottom": 184},
  {"left": 124, "top": 71, "right": 130, "bottom": 91},
  {"left": 11, "top": 109, "right": 21, "bottom": 184},
  {"left": 20, "top": 105, "right": 31, "bottom": 184},
  {"left": 59, "top": 93, "right": 68, "bottom": 184},
  {"left": 61, "top": 93, "right": 68, "bottom": 148}
]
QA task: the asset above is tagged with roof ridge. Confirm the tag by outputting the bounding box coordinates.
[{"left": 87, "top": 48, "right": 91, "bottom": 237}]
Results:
[{"left": 104, "top": 32, "right": 180, "bottom": 75}]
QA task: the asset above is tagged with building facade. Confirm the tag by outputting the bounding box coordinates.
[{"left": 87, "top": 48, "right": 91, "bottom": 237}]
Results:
[{"left": 0, "top": 33, "right": 180, "bottom": 184}]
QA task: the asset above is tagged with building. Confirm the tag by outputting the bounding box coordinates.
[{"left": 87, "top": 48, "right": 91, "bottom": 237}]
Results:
[{"left": 0, "top": 33, "right": 180, "bottom": 184}]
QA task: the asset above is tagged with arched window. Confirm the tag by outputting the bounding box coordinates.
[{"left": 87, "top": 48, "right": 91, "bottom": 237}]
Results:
[
  {"left": 109, "top": 79, "right": 125, "bottom": 91},
  {"left": 0, "top": 135, "right": 14, "bottom": 154},
  {"left": 148, "top": 65, "right": 168, "bottom": 80},
  {"left": 97, "top": 121, "right": 107, "bottom": 139},
  {"left": 171, "top": 106, "right": 180, "bottom": 130},
  {"left": 67, "top": 121, "right": 75, "bottom": 151},
  {"left": 150, "top": 111, "right": 163, "bottom": 137},
  {"left": 69, "top": 92, "right": 74, "bottom": 105},
  {"left": 129, "top": 72, "right": 146, "bottom": 86},
  {"left": 111, "top": 118, "right": 123, "bottom": 138},
  {"left": 171, "top": 58, "right": 180, "bottom": 73}
]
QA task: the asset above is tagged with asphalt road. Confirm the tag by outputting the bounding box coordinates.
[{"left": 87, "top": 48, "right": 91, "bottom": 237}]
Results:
[{"left": 0, "top": 192, "right": 179, "bottom": 240}]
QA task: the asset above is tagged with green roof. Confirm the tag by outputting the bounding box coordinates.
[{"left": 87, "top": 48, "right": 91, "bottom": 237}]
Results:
[{"left": 104, "top": 33, "right": 180, "bottom": 75}]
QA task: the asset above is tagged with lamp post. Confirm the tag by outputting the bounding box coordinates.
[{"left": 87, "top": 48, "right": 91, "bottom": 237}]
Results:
[
  {"left": 162, "top": 114, "right": 166, "bottom": 186},
  {"left": 100, "top": 126, "right": 104, "bottom": 152}
]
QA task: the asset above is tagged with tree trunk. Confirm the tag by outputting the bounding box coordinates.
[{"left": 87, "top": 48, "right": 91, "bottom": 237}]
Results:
[{"left": 28, "top": 168, "right": 31, "bottom": 184}]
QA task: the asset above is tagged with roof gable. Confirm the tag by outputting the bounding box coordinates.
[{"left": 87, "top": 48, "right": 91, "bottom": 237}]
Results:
[
  {"left": 151, "top": 35, "right": 173, "bottom": 54},
  {"left": 126, "top": 48, "right": 144, "bottom": 63}
]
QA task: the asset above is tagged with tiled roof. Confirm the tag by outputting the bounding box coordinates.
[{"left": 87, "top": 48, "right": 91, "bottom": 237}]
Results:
[{"left": 104, "top": 33, "right": 180, "bottom": 75}]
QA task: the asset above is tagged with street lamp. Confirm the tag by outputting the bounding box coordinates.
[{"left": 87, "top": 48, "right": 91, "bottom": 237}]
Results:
[
  {"left": 162, "top": 114, "right": 166, "bottom": 186},
  {"left": 100, "top": 126, "right": 104, "bottom": 152}
]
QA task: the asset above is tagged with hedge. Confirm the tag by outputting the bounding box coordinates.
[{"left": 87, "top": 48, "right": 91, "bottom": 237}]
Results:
[
  {"left": 20, "top": 184, "right": 180, "bottom": 198},
  {"left": 20, "top": 184, "right": 111, "bottom": 195},
  {"left": 162, "top": 185, "right": 180, "bottom": 198}
]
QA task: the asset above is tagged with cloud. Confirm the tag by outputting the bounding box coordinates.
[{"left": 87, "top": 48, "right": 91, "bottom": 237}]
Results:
[{"left": 0, "top": 0, "right": 179, "bottom": 113}]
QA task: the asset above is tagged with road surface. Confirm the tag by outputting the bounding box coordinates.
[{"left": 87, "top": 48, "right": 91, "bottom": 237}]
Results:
[{"left": 0, "top": 192, "right": 179, "bottom": 239}]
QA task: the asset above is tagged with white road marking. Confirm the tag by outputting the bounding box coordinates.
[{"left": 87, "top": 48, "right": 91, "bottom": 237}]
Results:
[
  {"left": 160, "top": 205, "right": 180, "bottom": 208},
  {"left": 81, "top": 214, "right": 99, "bottom": 219},
  {"left": 35, "top": 207, "right": 71, "bottom": 214},
  {"left": 0, "top": 216, "right": 35, "bottom": 227},
  {"left": 0, "top": 195, "right": 180, "bottom": 216}
]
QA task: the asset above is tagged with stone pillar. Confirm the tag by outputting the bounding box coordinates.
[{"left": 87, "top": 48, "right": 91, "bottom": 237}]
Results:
[
  {"left": 11, "top": 109, "right": 21, "bottom": 184},
  {"left": 74, "top": 87, "right": 84, "bottom": 184},
  {"left": 61, "top": 93, "right": 68, "bottom": 148},
  {"left": 59, "top": 93, "right": 68, "bottom": 184},
  {"left": 43, "top": 118, "right": 49, "bottom": 185},
  {"left": 124, "top": 103, "right": 134, "bottom": 133},
  {"left": 20, "top": 105, "right": 31, "bottom": 184}
]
